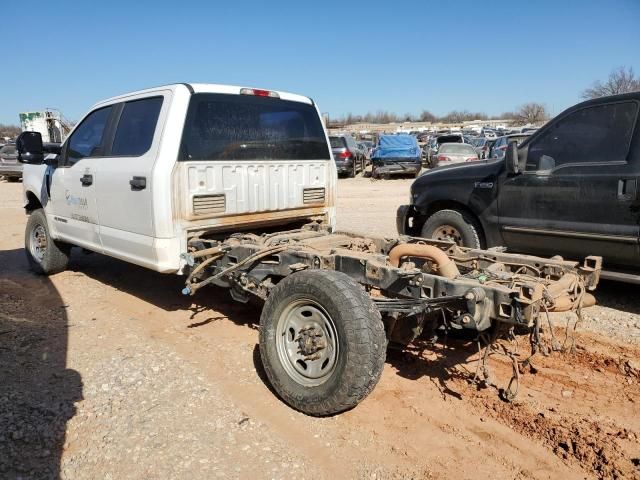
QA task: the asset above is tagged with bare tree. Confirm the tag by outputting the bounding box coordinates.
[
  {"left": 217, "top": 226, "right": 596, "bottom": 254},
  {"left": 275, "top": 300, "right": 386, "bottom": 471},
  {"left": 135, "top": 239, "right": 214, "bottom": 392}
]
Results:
[
  {"left": 514, "top": 103, "right": 548, "bottom": 125},
  {"left": 0, "top": 124, "right": 21, "bottom": 139},
  {"left": 498, "top": 111, "right": 516, "bottom": 120},
  {"left": 582, "top": 66, "right": 640, "bottom": 99},
  {"left": 419, "top": 110, "right": 437, "bottom": 122},
  {"left": 330, "top": 106, "right": 535, "bottom": 127}
]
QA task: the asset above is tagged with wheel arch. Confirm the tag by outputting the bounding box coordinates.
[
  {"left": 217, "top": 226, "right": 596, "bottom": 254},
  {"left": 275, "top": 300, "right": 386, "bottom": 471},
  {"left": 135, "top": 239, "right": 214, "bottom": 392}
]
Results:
[{"left": 24, "top": 190, "right": 43, "bottom": 214}]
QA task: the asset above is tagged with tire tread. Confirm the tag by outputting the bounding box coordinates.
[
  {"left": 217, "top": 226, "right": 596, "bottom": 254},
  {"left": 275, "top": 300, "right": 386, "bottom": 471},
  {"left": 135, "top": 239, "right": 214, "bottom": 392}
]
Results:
[{"left": 259, "top": 270, "right": 386, "bottom": 416}]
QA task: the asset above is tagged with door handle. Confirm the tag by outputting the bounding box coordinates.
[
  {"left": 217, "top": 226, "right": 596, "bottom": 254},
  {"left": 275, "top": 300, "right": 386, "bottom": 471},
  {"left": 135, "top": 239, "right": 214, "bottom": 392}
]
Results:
[
  {"left": 80, "top": 174, "right": 93, "bottom": 186},
  {"left": 618, "top": 178, "right": 637, "bottom": 201},
  {"left": 129, "top": 176, "right": 147, "bottom": 191}
]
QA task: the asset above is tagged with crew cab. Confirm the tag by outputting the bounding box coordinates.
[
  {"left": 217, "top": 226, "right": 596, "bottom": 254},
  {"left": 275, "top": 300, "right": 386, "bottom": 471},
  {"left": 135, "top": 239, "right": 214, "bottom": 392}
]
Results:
[
  {"left": 397, "top": 92, "right": 640, "bottom": 283},
  {"left": 18, "top": 83, "right": 336, "bottom": 274}
]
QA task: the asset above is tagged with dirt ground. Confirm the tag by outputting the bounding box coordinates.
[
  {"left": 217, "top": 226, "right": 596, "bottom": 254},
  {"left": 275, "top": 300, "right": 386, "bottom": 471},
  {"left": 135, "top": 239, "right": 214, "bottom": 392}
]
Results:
[{"left": 1, "top": 176, "right": 639, "bottom": 480}]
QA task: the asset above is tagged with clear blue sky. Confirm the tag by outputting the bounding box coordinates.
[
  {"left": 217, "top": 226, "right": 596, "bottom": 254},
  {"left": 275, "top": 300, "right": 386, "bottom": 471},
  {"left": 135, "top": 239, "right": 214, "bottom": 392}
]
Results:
[{"left": 2, "top": 0, "right": 639, "bottom": 124}]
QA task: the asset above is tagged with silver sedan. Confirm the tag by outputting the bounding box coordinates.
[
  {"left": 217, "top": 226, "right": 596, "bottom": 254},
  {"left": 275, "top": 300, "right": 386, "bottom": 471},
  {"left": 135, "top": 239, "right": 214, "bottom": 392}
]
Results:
[{"left": 435, "top": 143, "right": 479, "bottom": 166}]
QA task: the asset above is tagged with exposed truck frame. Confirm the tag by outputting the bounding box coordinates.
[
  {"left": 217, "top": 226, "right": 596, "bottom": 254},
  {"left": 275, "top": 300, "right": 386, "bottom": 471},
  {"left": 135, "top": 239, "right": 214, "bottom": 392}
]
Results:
[{"left": 181, "top": 223, "right": 601, "bottom": 415}]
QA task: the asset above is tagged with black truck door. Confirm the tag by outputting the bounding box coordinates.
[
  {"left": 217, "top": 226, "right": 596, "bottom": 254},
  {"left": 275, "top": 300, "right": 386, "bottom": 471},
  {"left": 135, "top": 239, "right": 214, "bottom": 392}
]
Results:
[{"left": 498, "top": 100, "right": 640, "bottom": 269}]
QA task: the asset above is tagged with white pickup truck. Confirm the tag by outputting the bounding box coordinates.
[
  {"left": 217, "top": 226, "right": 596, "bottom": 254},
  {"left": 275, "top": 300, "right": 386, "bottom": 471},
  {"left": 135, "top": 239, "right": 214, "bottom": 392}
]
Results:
[
  {"left": 19, "top": 83, "right": 336, "bottom": 274},
  {"left": 17, "top": 83, "right": 601, "bottom": 415}
]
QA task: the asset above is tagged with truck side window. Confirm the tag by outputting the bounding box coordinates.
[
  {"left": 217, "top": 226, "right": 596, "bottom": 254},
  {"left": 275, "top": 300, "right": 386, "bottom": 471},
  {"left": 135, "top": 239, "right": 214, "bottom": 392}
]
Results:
[
  {"left": 67, "top": 106, "right": 113, "bottom": 164},
  {"left": 526, "top": 102, "right": 638, "bottom": 172},
  {"left": 112, "top": 97, "right": 164, "bottom": 156}
]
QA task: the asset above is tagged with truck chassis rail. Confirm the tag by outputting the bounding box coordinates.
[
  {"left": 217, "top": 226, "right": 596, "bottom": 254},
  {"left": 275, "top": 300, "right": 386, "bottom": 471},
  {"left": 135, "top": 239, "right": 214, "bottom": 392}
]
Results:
[{"left": 180, "top": 224, "right": 601, "bottom": 415}]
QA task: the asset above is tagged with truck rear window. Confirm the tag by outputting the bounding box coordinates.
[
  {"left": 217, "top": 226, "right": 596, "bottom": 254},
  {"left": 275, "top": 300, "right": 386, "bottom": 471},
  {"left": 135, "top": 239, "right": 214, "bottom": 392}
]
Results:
[{"left": 179, "top": 93, "right": 330, "bottom": 161}]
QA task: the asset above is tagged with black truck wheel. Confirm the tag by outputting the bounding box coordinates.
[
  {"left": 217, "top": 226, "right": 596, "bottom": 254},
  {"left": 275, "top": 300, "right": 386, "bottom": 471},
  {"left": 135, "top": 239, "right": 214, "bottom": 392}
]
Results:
[
  {"left": 25, "top": 209, "right": 71, "bottom": 275},
  {"left": 259, "top": 270, "right": 387, "bottom": 416},
  {"left": 421, "top": 209, "right": 482, "bottom": 249}
]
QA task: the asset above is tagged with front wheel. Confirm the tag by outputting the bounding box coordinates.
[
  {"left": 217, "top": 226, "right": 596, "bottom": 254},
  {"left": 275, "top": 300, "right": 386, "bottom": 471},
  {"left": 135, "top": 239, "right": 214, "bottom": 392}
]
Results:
[
  {"left": 259, "top": 270, "right": 387, "bottom": 416},
  {"left": 25, "top": 209, "right": 71, "bottom": 275},
  {"left": 421, "top": 209, "right": 482, "bottom": 249}
]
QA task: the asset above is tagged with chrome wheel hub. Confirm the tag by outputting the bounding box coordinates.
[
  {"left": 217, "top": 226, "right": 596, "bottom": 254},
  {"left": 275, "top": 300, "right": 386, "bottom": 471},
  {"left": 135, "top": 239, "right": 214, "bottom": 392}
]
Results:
[{"left": 29, "top": 225, "right": 47, "bottom": 263}]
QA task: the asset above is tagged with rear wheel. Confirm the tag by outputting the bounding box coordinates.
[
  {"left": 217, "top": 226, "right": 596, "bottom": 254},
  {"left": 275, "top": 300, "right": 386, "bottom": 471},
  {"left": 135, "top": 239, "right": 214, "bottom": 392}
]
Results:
[
  {"left": 349, "top": 161, "right": 357, "bottom": 178},
  {"left": 421, "top": 209, "right": 482, "bottom": 249},
  {"left": 25, "top": 209, "right": 70, "bottom": 275},
  {"left": 259, "top": 270, "right": 387, "bottom": 416}
]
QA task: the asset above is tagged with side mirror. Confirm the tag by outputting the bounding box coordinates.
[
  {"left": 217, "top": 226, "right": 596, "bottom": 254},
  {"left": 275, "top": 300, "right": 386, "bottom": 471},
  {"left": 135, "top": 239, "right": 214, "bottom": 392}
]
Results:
[
  {"left": 538, "top": 155, "right": 556, "bottom": 172},
  {"left": 16, "top": 131, "right": 45, "bottom": 165},
  {"left": 505, "top": 141, "right": 520, "bottom": 175}
]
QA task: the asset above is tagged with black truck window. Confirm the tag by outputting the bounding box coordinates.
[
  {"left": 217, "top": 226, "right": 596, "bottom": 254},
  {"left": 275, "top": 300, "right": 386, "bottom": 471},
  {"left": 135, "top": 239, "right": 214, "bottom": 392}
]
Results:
[
  {"left": 67, "top": 106, "right": 113, "bottom": 164},
  {"left": 526, "top": 101, "right": 638, "bottom": 171},
  {"left": 112, "top": 97, "right": 164, "bottom": 156}
]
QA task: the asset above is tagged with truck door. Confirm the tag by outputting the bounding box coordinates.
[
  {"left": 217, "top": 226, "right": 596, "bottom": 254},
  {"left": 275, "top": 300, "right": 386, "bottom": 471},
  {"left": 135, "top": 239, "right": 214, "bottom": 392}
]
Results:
[
  {"left": 48, "top": 105, "right": 114, "bottom": 250},
  {"left": 94, "top": 94, "right": 167, "bottom": 269},
  {"left": 498, "top": 100, "right": 640, "bottom": 269}
]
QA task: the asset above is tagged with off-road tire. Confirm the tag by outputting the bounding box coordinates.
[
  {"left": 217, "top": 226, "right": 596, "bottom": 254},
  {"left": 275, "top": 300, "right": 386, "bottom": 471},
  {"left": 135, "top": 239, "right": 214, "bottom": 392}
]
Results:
[
  {"left": 25, "top": 209, "right": 71, "bottom": 275},
  {"left": 421, "top": 209, "right": 482, "bottom": 249},
  {"left": 259, "top": 270, "right": 387, "bottom": 416}
]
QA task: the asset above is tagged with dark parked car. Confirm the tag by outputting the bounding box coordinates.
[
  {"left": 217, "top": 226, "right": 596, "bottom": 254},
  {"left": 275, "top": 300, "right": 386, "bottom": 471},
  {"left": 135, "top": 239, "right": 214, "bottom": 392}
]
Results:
[
  {"left": 364, "top": 140, "right": 376, "bottom": 158},
  {"left": 329, "top": 134, "right": 366, "bottom": 177},
  {"left": 357, "top": 141, "right": 372, "bottom": 164},
  {"left": 470, "top": 137, "right": 491, "bottom": 159},
  {"left": 397, "top": 92, "right": 640, "bottom": 283},
  {"left": 0, "top": 144, "right": 21, "bottom": 181},
  {"left": 490, "top": 133, "right": 531, "bottom": 160}
]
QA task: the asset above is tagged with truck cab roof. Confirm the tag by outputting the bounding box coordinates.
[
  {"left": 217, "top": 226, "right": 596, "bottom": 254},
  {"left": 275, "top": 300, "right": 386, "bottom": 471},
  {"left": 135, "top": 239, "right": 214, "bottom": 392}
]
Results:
[{"left": 92, "top": 83, "right": 314, "bottom": 110}]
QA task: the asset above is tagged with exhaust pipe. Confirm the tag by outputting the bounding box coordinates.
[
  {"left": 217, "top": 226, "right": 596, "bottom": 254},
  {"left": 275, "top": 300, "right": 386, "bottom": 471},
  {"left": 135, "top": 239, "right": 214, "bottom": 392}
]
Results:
[{"left": 388, "top": 244, "right": 460, "bottom": 279}]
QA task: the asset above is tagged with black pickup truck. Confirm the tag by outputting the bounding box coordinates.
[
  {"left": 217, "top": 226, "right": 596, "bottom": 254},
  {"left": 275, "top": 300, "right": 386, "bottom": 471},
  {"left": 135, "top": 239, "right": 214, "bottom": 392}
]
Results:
[{"left": 397, "top": 92, "right": 640, "bottom": 283}]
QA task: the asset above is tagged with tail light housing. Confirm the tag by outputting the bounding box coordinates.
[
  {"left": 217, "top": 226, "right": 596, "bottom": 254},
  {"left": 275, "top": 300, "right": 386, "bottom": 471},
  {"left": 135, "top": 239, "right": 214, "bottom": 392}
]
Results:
[
  {"left": 466, "top": 157, "right": 478, "bottom": 162},
  {"left": 437, "top": 155, "right": 450, "bottom": 162},
  {"left": 339, "top": 151, "right": 352, "bottom": 159}
]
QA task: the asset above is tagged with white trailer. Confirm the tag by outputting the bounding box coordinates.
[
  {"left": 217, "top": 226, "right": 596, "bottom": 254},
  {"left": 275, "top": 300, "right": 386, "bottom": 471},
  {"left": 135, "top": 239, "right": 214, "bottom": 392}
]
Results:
[{"left": 19, "top": 110, "right": 67, "bottom": 143}]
